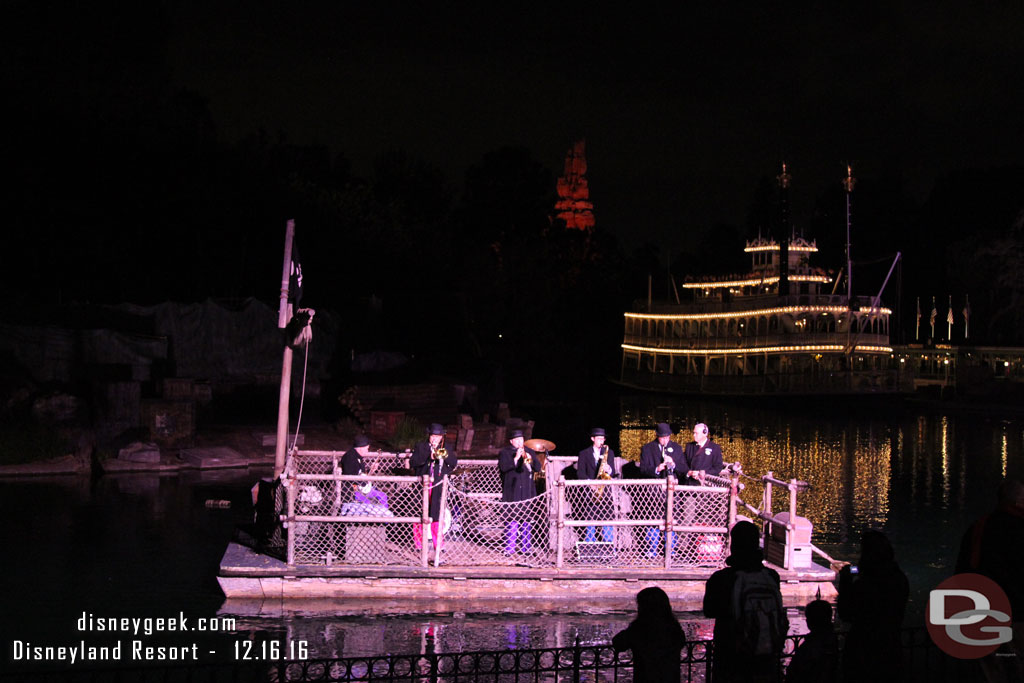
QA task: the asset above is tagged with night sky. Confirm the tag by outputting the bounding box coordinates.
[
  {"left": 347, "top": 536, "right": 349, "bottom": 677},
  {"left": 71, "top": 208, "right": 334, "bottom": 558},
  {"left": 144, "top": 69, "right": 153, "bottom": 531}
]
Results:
[
  {"left": 161, "top": 3, "right": 1024, "bottom": 245},
  {"left": 4, "top": 2, "right": 1024, "bottom": 396}
]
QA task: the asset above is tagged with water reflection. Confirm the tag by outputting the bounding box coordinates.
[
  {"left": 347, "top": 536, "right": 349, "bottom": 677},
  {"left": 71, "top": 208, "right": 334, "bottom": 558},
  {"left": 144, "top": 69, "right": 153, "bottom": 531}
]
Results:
[
  {"left": 4, "top": 400, "right": 1024, "bottom": 663},
  {"left": 618, "top": 398, "right": 893, "bottom": 543}
]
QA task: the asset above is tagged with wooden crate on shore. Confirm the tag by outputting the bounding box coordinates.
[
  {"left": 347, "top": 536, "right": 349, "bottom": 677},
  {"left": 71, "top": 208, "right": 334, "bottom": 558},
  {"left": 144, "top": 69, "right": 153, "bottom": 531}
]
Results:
[
  {"left": 140, "top": 398, "right": 195, "bottom": 447},
  {"left": 370, "top": 411, "right": 405, "bottom": 439}
]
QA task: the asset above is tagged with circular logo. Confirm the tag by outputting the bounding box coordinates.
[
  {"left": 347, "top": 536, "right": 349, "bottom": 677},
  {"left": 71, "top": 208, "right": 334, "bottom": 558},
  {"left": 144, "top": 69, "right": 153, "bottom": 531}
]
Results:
[{"left": 926, "top": 573, "right": 1013, "bottom": 659}]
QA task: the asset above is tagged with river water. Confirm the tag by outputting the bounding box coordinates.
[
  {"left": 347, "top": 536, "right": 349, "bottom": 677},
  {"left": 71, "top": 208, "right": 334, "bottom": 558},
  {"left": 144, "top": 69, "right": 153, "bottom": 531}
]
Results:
[{"left": 2, "top": 395, "right": 1022, "bottom": 668}]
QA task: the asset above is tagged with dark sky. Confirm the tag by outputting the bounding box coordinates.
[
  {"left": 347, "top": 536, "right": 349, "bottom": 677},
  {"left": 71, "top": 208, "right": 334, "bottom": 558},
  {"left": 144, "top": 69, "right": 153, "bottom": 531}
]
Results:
[{"left": 162, "top": 3, "right": 1024, "bottom": 250}]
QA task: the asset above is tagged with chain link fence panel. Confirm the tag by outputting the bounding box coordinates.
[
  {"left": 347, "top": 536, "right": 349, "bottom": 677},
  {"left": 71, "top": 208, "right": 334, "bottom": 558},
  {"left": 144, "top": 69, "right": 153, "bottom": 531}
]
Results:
[
  {"left": 284, "top": 458, "right": 734, "bottom": 569},
  {"left": 289, "top": 473, "right": 426, "bottom": 566},
  {"left": 291, "top": 451, "right": 412, "bottom": 476},
  {"left": 440, "top": 488, "right": 558, "bottom": 567}
]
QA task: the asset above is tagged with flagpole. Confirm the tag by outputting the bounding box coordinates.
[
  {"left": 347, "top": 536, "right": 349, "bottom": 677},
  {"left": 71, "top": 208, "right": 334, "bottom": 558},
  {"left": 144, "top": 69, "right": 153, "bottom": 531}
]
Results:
[
  {"left": 930, "top": 296, "right": 936, "bottom": 340},
  {"left": 947, "top": 294, "right": 953, "bottom": 339},
  {"left": 915, "top": 296, "right": 920, "bottom": 341},
  {"left": 964, "top": 294, "right": 970, "bottom": 340}
]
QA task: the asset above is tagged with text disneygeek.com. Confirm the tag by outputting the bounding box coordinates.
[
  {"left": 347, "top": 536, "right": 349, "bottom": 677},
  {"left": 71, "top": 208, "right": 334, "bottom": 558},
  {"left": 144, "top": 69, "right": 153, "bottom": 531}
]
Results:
[{"left": 8, "top": 612, "right": 308, "bottom": 664}]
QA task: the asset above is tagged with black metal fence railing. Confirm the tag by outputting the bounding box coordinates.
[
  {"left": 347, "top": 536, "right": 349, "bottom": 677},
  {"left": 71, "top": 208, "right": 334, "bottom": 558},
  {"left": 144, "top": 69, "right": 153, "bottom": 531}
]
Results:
[{"left": 2, "top": 628, "right": 982, "bottom": 683}]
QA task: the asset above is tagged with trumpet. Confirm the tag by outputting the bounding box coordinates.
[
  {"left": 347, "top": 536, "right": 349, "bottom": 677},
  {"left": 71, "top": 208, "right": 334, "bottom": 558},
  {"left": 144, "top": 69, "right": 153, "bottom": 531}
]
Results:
[
  {"left": 517, "top": 447, "right": 532, "bottom": 467},
  {"left": 431, "top": 445, "right": 448, "bottom": 461}
]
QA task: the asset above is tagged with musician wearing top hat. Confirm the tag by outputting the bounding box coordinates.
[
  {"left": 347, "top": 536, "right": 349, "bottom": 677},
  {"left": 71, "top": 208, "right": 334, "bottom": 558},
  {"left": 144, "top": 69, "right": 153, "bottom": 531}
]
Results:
[
  {"left": 639, "top": 422, "right": 683, "bottom": 481},
  {"left": 638, "top": 422, "right": 683, "bottom": 558},
  {"left": 498, "top": 429, "right": 542, "bottom": 554},
  {"left": 410, "top": 423, "right": 458, "bottom": 550},
  {"left": 337, "top": 434, "right": 372, "bottom": 505},
  {"left": 341, "top": 434, "right": 371, "bottom": 475},
  {"left": 577, "top": 427, "right": 617, "bottom": 544}
]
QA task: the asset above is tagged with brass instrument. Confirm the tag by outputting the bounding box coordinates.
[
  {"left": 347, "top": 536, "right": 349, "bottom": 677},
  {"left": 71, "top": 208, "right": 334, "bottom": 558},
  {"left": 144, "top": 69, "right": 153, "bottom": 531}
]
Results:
[
  {"left": 524, "top": 439, "right": 555, "bottom": 482},
  {"left": 597, "top": 446, "right": 612, "bottom": 481},
  {"left": 517, "top": 446, "right": 532, "bottom": 467},
  {"left": 595, "top": 445, "right": 612, "bottom": 500},
  {"left": 431, "top": 445, "right": 448, "bottom": 461}
]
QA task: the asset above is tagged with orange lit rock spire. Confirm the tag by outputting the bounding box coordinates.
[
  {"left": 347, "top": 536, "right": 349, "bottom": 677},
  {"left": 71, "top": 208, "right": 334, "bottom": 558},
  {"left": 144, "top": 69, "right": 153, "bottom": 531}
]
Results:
[{"left": 555, "top": 140, "right": 595, "bottom": 231}]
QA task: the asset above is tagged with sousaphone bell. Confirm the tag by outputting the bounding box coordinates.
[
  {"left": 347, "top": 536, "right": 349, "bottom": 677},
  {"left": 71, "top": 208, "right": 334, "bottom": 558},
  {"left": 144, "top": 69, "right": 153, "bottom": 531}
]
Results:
[{"left": 524, "top": 438, "right": 556, "bottom": 481}]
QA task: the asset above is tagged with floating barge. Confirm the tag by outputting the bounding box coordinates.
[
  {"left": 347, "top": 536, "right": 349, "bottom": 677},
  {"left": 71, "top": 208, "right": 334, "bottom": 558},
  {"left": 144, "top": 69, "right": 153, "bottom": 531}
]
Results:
[{"left": 218, "top": 452, "right": 837, "bottom": 609}]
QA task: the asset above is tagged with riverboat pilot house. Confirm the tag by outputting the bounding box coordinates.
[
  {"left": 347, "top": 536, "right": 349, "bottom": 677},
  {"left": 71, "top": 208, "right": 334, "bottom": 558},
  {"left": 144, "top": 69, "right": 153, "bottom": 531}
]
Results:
[{"left": 620, "top": 235, "right": 901, "bottom": 395}]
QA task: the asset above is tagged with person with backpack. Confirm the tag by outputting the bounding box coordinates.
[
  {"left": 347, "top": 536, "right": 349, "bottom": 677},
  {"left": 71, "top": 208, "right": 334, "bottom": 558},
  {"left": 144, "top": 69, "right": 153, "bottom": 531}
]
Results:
[
  {"left": 703, "top": 520, "right": 789, "bottom": 683},
  {"left": 613, "top": 586, "right": 686, "bottom": 683}
]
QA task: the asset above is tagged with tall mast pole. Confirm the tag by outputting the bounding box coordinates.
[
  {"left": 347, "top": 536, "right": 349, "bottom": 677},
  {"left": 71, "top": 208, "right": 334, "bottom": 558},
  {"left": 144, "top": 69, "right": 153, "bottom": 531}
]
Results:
[
  {"left": 275, "top": 219, "right": 296, "bottom": 477},
  {"left": 843, "top": 164, "right": 856, "bottom": 307}
]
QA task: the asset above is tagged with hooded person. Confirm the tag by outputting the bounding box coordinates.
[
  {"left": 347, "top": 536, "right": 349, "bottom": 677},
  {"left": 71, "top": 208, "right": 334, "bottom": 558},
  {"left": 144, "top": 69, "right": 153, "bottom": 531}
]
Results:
[
  {"left": 703, "top": 520, "right": 788, "bottom": 682},
  {"left": 613, "top": 586, "right": 685, "bottom": 683},
  {"left": 837, "top": 530, "right": 908, "bottom": 683}
]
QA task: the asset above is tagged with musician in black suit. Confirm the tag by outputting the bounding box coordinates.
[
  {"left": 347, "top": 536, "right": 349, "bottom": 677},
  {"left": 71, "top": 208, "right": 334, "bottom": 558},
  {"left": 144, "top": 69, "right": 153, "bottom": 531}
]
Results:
[
  {"left": 638, "top": 423, "right": 682, "bottom": 557},
  {"left": 410, "top": 423, "right": 458, "bottom": 550},
  {"left": 680, "top": 422, "right": 726, "bottom": 563},
  {"left": 639, "top": 422, "right": 684, "bottom": 481},
  {"left": 498, "top": 429, "right": 542, "bottom": 554},
  {"left": 577, "top": 427, "right": 616, "bottom": 543},
  {"left": 682, "top": 423, "right": 725, "bottom": 486},
  {"left": 337, "top": 434, "right": 371, "bottom": 507},
  {"left": 341, "top": 434, "right": 370, "bottom": 475}
]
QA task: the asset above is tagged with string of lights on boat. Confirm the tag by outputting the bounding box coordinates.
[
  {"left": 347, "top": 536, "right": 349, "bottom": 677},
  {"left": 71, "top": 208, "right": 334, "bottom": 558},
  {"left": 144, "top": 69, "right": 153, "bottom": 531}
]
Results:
[
  {"left": 681, "top": 274, "right": 832, "bottom": 289},
  {"left": 621, "top": 343, "right": 894, "bottom": 355},
  {"left": 624, "top": 305, "right": 893, "bottom": 322},
  {"left": 742, "top": 244, "right": 819, "bottom": 253}
]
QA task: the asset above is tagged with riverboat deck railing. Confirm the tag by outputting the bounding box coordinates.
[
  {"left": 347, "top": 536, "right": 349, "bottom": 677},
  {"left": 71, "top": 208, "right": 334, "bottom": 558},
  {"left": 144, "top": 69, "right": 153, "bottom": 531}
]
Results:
[
  {"left": 621, "top": 331, "right": 891, "bottom": 351},
  {"left": 280, "top": 452, "right": 786, "bottom": 570}
]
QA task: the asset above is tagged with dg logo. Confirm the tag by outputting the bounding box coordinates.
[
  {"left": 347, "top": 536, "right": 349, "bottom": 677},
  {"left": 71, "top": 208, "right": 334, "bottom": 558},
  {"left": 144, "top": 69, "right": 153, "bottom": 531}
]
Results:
[{"left": 927, "top": 573, "right": 1013, "bottom": 659}]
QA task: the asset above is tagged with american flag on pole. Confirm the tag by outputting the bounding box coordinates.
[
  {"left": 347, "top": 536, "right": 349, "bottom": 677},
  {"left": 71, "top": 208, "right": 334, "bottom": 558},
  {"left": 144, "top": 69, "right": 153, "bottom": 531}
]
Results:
[
  {"left": 963, "top": 295, "right": 971, "bottom": 339},
  {"left": 915, "top": 297, "right": 921, "bottom": 341},
  {"left": 930, "top": 296, "right": 937, "bottom": 338},
  {"left": 947, "top": 295, "right": 954, "bottom": 339}
]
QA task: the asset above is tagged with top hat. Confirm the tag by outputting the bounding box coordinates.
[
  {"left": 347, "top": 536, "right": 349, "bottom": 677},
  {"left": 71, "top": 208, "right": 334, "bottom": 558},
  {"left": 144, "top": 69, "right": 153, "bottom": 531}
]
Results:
[
  {"left": 655, "top": 422, "right": 673, "bottom": 437},
  {"left": 428, "top": 423, "right": 445, "bottom": 436}
]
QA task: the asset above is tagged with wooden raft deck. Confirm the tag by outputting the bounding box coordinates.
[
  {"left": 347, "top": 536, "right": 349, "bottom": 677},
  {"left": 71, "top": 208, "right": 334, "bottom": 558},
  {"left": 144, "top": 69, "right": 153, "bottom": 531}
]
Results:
[{"left": 218, "top": 543, "right": 836, "bottom": 610}]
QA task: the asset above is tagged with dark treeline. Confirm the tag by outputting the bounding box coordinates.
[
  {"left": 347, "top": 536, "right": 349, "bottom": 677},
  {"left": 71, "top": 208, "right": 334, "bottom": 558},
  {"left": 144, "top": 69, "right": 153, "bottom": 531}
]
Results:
[{"left": 4, "top": 4, "right": 1023, "bottom": 409}]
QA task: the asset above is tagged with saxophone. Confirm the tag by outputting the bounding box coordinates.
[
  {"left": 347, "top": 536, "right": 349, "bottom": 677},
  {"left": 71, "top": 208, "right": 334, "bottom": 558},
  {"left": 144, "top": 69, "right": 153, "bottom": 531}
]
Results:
[
  {"left": 597, "top": 446, "right": 612, "bottom": 480},
  {"left": 595, "top": 446, "right": 612, "bottom": 500}
]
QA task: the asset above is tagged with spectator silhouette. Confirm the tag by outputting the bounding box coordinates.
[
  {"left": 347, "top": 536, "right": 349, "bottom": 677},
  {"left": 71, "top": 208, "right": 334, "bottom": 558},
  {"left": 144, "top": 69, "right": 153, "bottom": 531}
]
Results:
[
  {"left": 956, "top": 478, "right": 1024, "bottom": 683},
  {"left": 613, "top": 586, "right": 685, "bottom": 683},
  {"left": 703, "top": 520, "right": 788, "bottom": 683},
  {"left": 836, "top": 530, "right": 908, "bottom": 683},
  {"left": 785, "top": 599, "right": 838, "bottom": 683}
]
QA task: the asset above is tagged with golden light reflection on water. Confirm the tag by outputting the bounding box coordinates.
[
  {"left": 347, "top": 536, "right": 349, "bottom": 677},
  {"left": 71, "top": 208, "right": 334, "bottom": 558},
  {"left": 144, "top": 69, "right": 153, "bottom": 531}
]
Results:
[
  {"left": 941, "top": 416, "right": 950, "bottom": 509},
  {"left": 1003, "top": 431, "right": 1009, "bottom": 478},
  {"left": 618, "top": 403, "right": 892, "bottom": 542}
]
